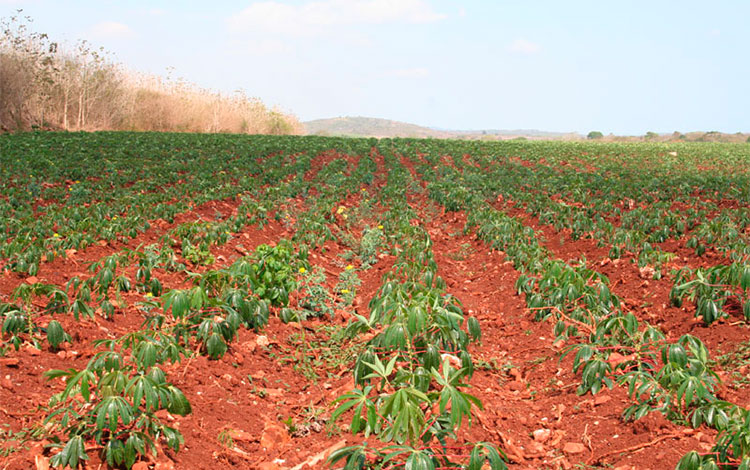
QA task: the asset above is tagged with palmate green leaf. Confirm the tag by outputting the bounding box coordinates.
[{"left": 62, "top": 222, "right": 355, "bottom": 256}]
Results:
[
  {"left": 46, "top": 319, "right": 69, "bottom": 350},
  {"left": 205, "top": 332, "right": 228, "bottom": 359},
  {"left": 468, "top": 442, "right": 508, "bottom": 470},
  {"left": 404, "top": 449, "right": 435, "bottom": 470},
  {"left": 161, "top": 426, "right": 185, "bottom": 452},
  {"left": 99, "top": 369, "right": 130, "bottom": 395},
  {"left": 362, "top": 353, "right": 397, "bottom": 382},
  {"left": 422, "top": 344, "right": 441, "bottom": 372},
  {"left": 134, "top": 341, "right": 158, "bottom": 370},
  {"left": 327, "top": 444, "right": 370, "bottom": 469},
  {"left": 89, "top": 350, "right": 125, "bottom": 373},
  {"left": 331, "top": 387, "right": 374, "bottom": 435},
  {"left": 105, "top": 437, "right": 126, "bottom": 467},
  {"left": 101, "top": 299, "right": 115, "bottom": 319},
  {"left": 70, "top": 299, "right": 94, "bottom": 320},
  {"left": 380, "top": 388, "right": 429, "bottom": 445},
  {"left": 413, "top": 366, "right": 431, "bottom": 393},
  {"left": 125, "top": 433, "right": 147, "bottom": 468},
  {"left": 94, "top": 396, "right": 134, "bottom": 433},
  {"left": 467, "top": 316, "right": 481, "bottom": 342},
  {"left": 127, "top": 374, "right": 159, "bottom": 412},
  {"left": 162, "top": 289, "right": 190, "bottom": 319},
  {"left": 741, "top": 267, "right": 750, "bottom": 291},
  {"left": 431, "top": 360, "right": 482, "bottom": 428},
  {"left": 164, "top": 385, "right": 192, "bottom": 416},
  {"left": 50, "top": 435, "right": 88, "bottom": 469},
  {"left": 45, "top": 368, "right": 96, "bottom": 402},
  {"left": 675, "top": 451, "right": 702, "bottom": 470}
]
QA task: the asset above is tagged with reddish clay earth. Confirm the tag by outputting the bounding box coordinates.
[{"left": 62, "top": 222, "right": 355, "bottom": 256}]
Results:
[{"left": 1, "top": 161, "right": 748, "bottom": 470}]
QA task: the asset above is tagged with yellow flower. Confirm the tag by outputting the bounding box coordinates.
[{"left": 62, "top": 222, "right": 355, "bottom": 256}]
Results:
[
  {"left": 145, "top": 292, "right": 153, "bottom": 298},
  {"left": 298, "top": 267, "right": 306, "bottom": 274},
  {"left": 377, "top": 225, "right": 383, "bottom": 229},
  {"left": 336, "top": 206, "right": 346, "bottom": 214},
  {"left": 345, "top": 265, "right": 354, "bottom": 271},
  {"left": 361, "top": 188, "right": 366, "bottom": 192},
  {"left": 53, "top": 233, "right": 60, "bottom": 238},
  {"left": 341, "top": 289, "right": 350, "bottom": 294}
]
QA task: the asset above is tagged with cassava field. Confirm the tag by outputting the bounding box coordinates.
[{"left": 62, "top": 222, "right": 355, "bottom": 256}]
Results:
[{"left": 0, "top": 132, "right": 749, "bottom": 470}]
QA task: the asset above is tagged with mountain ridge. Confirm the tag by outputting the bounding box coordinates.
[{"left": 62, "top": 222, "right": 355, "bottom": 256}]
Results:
[{"left": 303, "top": 116, "right": 576, "bottom": 139}]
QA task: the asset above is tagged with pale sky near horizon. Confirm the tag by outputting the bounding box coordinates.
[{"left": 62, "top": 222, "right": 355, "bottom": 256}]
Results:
[{"left": 2, "top": 0, "right": 747, "bottom": 135}]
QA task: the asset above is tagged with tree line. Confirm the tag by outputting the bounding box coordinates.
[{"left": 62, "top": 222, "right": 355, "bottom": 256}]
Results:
[{"left": 0, "top": 13, "right": 301, "bottom": 135}]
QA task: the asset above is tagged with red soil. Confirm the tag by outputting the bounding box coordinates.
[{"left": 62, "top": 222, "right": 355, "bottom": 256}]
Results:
[{"left": 1, "top": 176, "right": 747, "bottom": 470}]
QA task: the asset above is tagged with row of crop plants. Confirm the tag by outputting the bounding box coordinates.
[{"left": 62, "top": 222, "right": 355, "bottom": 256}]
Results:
[
  {"left": 415, "top": 139, "right": 750, "bottom": 328},
  {"left": 328, "top": 145, "right": 507, "bottom": 469},
  {"left": 406, "top": 143, "right": 749, "bottom": 470},
  {"left": 0, "top": 136, "right": 391, "bottom": 468}
]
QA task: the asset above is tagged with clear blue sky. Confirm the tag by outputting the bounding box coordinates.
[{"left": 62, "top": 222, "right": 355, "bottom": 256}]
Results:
[{"left": 2, "top": 0, "right": 748, "bottom": 134}]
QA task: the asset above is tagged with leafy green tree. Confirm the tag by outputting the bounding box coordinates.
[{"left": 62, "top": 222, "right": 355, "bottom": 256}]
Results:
[{"left": 587, "top": 131, "right": 603, "bottom": 140}]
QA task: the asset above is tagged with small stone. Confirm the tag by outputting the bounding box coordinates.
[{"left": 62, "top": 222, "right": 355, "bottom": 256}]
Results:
[
  {"left": 34, "top": 455, "right": 50, "bottom": 470},
  {"left": 594, "top": 394, "right": 611, "bottom": 406},
  {"left": 525, "top": 441, "right": 546, "bottom": 458},
  {"left": 154, "top": 460, "right": 175, "bottom": 470},
  {"left": 257, "top": 463, "right": 280, "bottom": 470},
  {"left": 132, "top": 463, "right": 150, "bottom": 470},
  {"left": 563, "top": 442, "right": 586, "bottom": 455},
  {"left": 1, "top": 377, "right": 14, "bottom": 390},
  {"left": 25, "top": 276, "right": 40, "bottom": 284},
  {"left": 639, "top": 266, "right": 655, "bottom": 279},
  {"left": 154, "top": 409, "right": 174, "bottom": 421},
  {"left": 256, "top": 335, "right": 270, "bottom": 348},
  {"left": 57, "top": 351, "right": 67, "bottom": 359},
  {"left": 228, "top": 429, "right": 255, "bottom": 442},
  {"left": 0, "top": 358, "right": 20, "bottom": 367},
  {"left": 501, "top": 438, "right": 525, "bottom": 463},
  {"left": 507, "top": 380, "right": 524, "bottom": 392},
  {"left": 533, "top": 428, "right": 551, "bottom": 443},
  {"left": 260, "top": 422, "right": 289, "bottom": 451},
  {"left": 26, "top": 345, "right": 41, "bottom": 356}
]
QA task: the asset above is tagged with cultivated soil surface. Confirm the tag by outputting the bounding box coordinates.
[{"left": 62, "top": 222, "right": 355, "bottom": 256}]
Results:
[{"left": 1, "top": 153, "right": 748, "bottom": 470}]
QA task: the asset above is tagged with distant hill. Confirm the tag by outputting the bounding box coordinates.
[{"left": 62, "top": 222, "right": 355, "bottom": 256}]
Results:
[
  {"left": 304, "top": 116, "right": 443, "bottom": 138},
  {"left": 303, "top": 116, "right": 577, "bottom": 140},
  {"left": 303, "top": 117, "right": 749, "bottom": 142}
]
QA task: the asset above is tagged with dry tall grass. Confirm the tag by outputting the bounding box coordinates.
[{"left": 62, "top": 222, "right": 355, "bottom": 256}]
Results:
[{"left": 0, "top": 14, "right": 301, "bottom": 134}]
